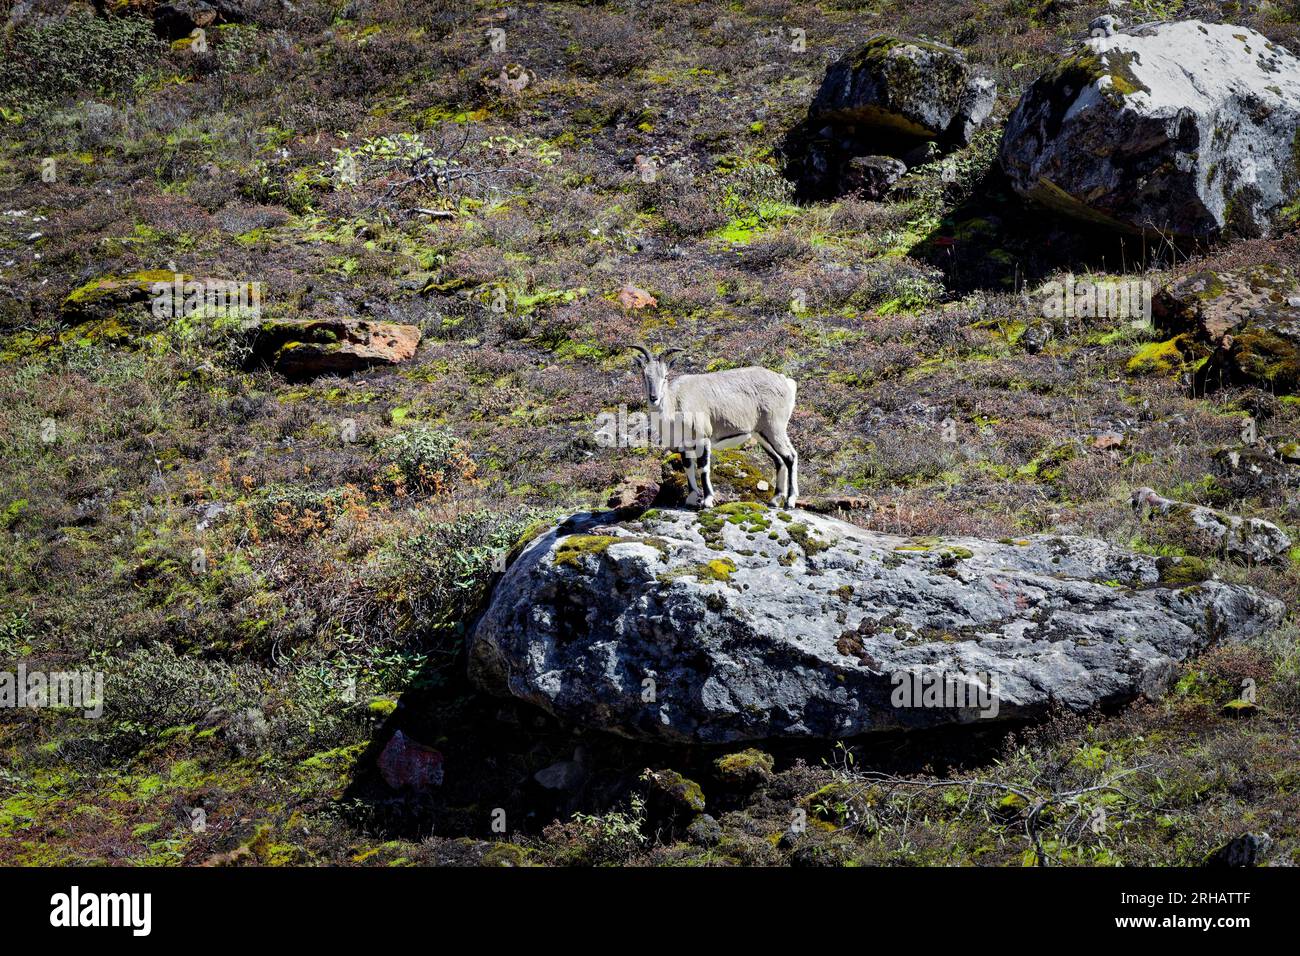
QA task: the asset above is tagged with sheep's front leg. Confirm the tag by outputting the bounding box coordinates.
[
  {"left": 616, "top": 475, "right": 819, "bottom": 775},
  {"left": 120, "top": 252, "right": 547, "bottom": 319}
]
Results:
[
  {"left": 683, "top": 450, "right": 702, "bottom": 507},
  {"left": 697, "top": 439, "right": 715, "bottom": 508}
]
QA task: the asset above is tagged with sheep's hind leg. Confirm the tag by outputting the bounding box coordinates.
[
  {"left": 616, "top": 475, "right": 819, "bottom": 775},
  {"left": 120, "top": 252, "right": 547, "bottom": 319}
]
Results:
[
  {"left": 772, "top": 433, "right": 799, "bottom": 508},
  {"left": 754, "top": 433, "right": 789, "bottom": 507}
]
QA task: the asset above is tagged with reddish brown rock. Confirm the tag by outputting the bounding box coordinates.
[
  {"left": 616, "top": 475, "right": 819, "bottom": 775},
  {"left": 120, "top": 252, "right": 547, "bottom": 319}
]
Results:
[
  {"left": 617, "top": 284, "right": 657, "bottom": 310},
  {"left": 378, "top": 730, "right": 444, "bottom": 792},
  {"left": 256, "top": 318, "right": 421, "bottom": 378}
]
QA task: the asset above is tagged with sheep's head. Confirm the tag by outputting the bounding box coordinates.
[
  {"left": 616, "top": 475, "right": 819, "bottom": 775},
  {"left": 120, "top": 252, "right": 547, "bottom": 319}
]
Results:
[
  {"left": 1131, "top": 487, "right": 1162, "bottom": 512},
  {"left": 630, "top": 344, "right": 683, "bottom": 408}
]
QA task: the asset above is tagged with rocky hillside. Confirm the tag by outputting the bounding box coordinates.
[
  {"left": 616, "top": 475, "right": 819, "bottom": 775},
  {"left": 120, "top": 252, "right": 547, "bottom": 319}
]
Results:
[{"left": 2, "top": 0, "right": 1300, "bottom": 867}]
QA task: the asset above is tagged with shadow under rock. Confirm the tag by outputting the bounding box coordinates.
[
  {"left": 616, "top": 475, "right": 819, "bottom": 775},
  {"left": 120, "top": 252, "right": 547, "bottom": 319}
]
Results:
[{"left": 909, "top": 167, "right": 1207, "bottom": 295}]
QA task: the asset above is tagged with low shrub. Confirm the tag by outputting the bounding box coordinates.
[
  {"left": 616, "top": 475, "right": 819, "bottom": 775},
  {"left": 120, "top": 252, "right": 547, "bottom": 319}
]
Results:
[
  {"left": 374, "top": 426, "right": 477, "bottom": 498},
  {"left": 0, "top": 11, "right": 162, "bottom": 114}
]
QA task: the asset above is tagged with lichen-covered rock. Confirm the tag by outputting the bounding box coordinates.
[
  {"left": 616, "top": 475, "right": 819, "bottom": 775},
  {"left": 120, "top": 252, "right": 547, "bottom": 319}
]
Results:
[
  {"left": 811, "top": 35, "right": 996, "bottom": 146},
  {"left": 1212, "top": 445, "right": 1300, "bottom": 497},
  {"left": 1154, "top": 266, "right": 1300, "bottom": 393},
  {"left": 1154, "top": 266, "right": 1299, "bottom": 346},
  {"left": 1211, "top": 310, "right": 1300, "bottom": 395},
  {"left": 467, "top": 505, "right": 1283, "bottom": 743},
  {"left": 1131, "top": 487, "right": 1292, "bottom": 564},
  {"left": 252, "top": 318, "right": 421, "bottom": 378},
  {"left": 1000, "top": 21, "right": 1300, "bottom": 239}
]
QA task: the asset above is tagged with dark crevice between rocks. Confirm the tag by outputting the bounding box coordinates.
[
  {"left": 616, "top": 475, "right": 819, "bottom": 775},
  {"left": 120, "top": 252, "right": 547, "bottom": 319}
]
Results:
[{"left": 781, "top": 117, "right": 936, "bottom": 203}]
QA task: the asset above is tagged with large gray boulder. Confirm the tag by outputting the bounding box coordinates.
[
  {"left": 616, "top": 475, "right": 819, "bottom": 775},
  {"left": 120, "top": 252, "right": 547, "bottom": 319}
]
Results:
[
  {"left": 468, "top": 505, "right": 1283, "bottom": 743},
  {"left": 788, "top": 34, "right": 995, "bottom": 198},
  {"left": 811, "top": 35, "right": 996, "bottom": 147},
  {"left": 1000, "top": 20, "right": 1300, "bottom": 239}
]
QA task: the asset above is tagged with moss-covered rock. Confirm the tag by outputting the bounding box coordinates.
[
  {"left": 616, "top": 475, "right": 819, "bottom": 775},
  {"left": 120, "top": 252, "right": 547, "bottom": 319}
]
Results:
[
  {"left": 62, "top": 269, "right": 186, "bottom": 323},
  {"left": 810, "top": 34, "right": 995, "bottom": 146},
  {"left": 1127, "top": 336, "right": 1198, "bottom": 377},
  {"left": 643, "top": 769, "right": 706, "bottom": 816},
  {"left": 1156, "top": 555, "right": 1212, "bottom": 586},
  {"left": 1218, "top": 318, "right": 1300, "bottom": 394},
  {"left": 555, "top": 533, "right": 667, "bottom": 568},
  {"left": 482, "top": 842, "right": 534, "bottom": 867},
  {"left": 714, "top": 748, "right": 775, "bottom": 787}
]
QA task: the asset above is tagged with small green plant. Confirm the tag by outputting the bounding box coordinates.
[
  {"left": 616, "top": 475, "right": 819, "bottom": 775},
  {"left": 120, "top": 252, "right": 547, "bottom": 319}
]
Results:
[
  {"left": 559, "top": 795, "right": 648, "bottom": 865},
  {"left": 377, "top": 508, "right": 548, "bottom": 643},
  {"left": 1129, "top": 0, "right": 1186, "bottom": 19},
  {"left": 0, "top": 608, "right": 29, "bottom": 656},
  {"left": 907, "top": 125, "right": 1002, "bottom": 233}
]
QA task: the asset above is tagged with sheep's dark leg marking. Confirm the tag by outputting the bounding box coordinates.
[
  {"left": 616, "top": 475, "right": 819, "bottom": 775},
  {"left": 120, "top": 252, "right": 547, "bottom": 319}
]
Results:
[
  {"left": 683, "top": 446, "right": 700, "bottom": 503},
  {"left": 699, "top": 442, "right": 714, "bottom": 501},
  {"left": 769, "top": 430, "right": 799, "bottom": 506},
  {"left": 754, "top": 432, "right": 789, "bottom": 502}
]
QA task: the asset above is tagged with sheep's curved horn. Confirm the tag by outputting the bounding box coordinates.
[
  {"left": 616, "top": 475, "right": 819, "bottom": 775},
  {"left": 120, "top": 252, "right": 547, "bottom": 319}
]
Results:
[
  {"left": 628, "top": 342, "right": 653, "bottom": 364},
  {"left": 661, "top": 347, "right": 686, "bottom": 365}
]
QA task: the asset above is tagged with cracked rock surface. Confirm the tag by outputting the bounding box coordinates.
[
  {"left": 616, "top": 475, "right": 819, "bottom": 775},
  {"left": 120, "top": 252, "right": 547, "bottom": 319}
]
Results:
[{"left": 469, "top": 505, "right": 1284, "bottom": 743}]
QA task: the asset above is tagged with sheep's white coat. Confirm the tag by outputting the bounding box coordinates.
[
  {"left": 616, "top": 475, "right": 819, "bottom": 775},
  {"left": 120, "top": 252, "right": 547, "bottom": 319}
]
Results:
[{"left": 637, "top": 354, "right": 799, "bottom": 508}]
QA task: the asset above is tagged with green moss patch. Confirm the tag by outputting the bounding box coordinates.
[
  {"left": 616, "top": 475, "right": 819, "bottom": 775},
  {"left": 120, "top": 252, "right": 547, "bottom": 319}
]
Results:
[{"left": 554, "top": 533, "right": 667, "bottom": 567}]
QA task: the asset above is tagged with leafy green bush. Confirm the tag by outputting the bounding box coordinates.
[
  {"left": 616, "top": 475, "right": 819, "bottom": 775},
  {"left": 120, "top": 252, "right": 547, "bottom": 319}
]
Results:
[
  {"left": 907, "top": 125, "right": 1003, "bottom": 232},
  {"left": 375, "top": 425, "right": 476, "bottom": 497},
  {"left": 380, "top": 508, "right": 545, "bottom": 638},
  {"left": 543, "top": 795, "right": 648, "bottom": 865},
  {"left": 0, "top": 11, "right": 162, "bottom": 114}
]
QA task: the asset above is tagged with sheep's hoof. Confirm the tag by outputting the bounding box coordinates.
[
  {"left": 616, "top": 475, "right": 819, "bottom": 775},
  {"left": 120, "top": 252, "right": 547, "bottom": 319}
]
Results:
[
  {"left": 685, "top": 491, "right": 702, "bottom": 507},
  {"left": 785, "top": 496, "right": 799, "bottom": 509},
  {"left": 769, "top": 495, "right": 785, "bottom": 509},
  {"left": 701, "top": 495, "right": 716, "bottom": 508}
]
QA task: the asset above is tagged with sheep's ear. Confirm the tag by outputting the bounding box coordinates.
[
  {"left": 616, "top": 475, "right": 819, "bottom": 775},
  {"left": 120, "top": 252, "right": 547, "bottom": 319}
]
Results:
[{"left": 661, "top": 347, "right": 685, "bottom": 366}]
